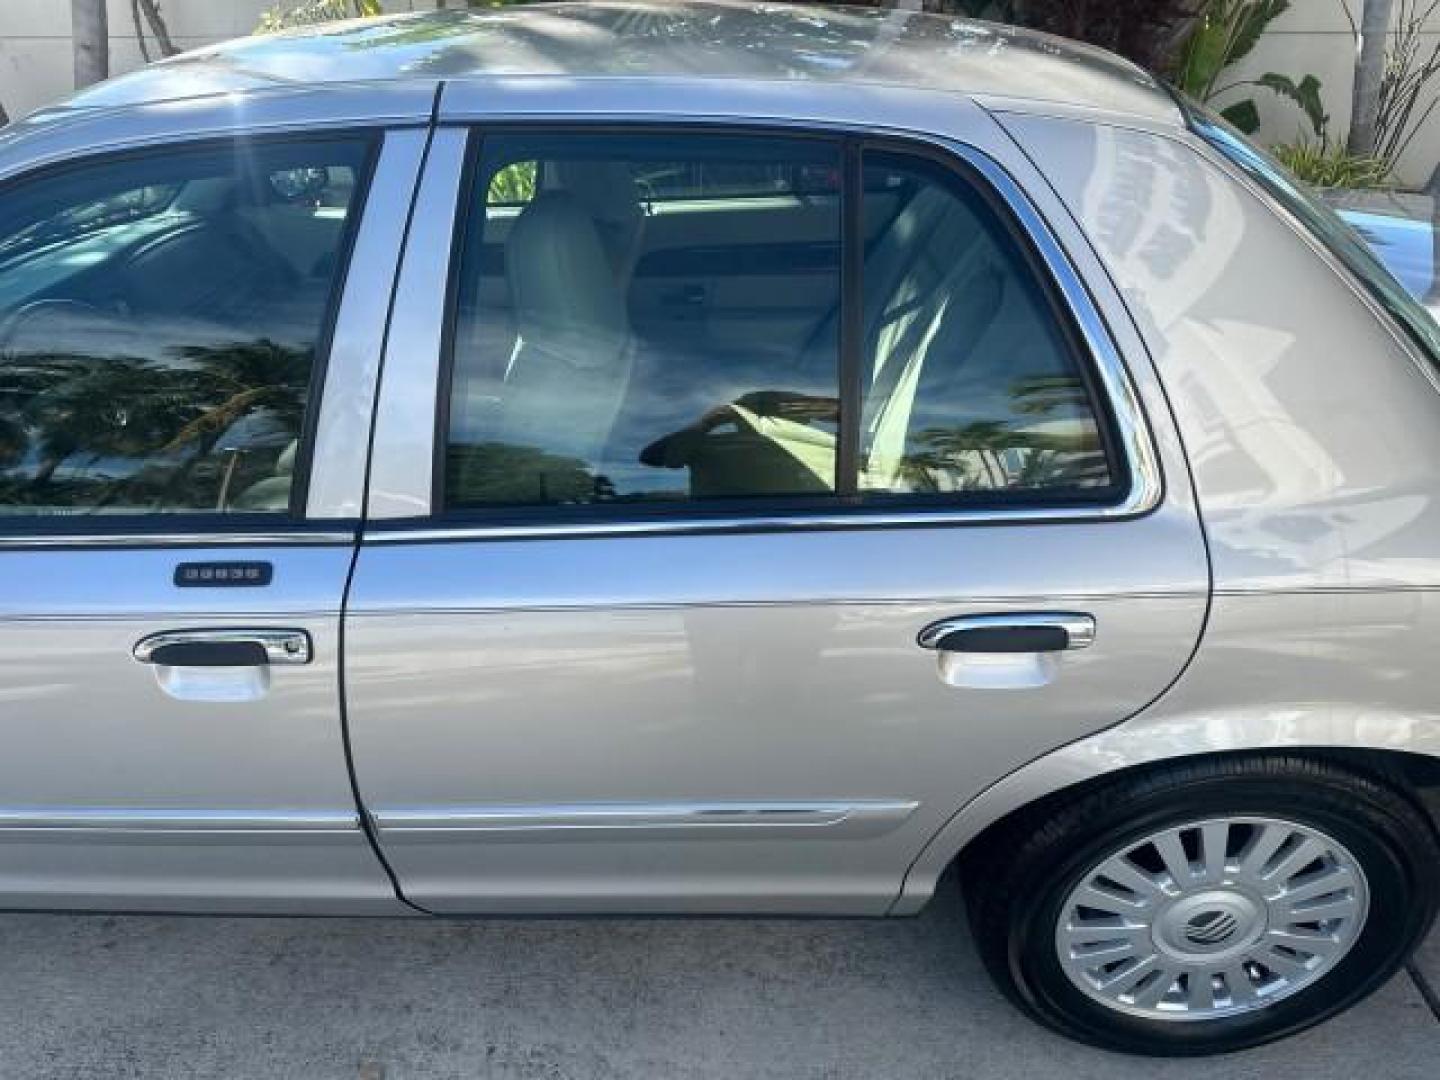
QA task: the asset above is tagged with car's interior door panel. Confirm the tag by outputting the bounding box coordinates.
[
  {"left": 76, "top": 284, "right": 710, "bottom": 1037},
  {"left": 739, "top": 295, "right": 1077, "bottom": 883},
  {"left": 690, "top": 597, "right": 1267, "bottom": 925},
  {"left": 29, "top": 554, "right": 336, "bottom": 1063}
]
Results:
[{"left": 627, "top": 199, "right": 843, "bottom": 361}]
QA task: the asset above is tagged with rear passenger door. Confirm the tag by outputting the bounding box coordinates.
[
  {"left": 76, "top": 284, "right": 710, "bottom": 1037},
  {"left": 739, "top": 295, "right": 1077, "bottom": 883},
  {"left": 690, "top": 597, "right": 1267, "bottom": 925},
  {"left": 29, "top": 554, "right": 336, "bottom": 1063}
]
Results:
[{"left": 345, "top": 125, "right": 1209, "bottom": 914}]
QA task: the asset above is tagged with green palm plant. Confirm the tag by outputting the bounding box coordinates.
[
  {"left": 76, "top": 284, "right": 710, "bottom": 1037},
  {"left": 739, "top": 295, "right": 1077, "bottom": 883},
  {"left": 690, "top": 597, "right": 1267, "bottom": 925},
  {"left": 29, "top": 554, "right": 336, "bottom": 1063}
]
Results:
[
  {"left": 901, "top": 419, "right": 1016, "bottom": 491},
  {"left": 146, "top": 340, "right": 311, "bottom": 509},
  {"left": 901, "top": 419, "right": 1104, "bottom": 492},
  {"left": 0, "top": 354, "right": 88, "bottom": 468},
  {"left": 1174, "top": 0, "right": 1327, "bottom": 137}
]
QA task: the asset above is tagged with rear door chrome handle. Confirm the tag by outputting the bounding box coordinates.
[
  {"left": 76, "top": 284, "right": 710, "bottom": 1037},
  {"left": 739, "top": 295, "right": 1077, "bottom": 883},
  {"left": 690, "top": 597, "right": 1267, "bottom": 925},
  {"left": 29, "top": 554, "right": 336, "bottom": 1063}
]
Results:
[
  {"left": 917, "top": 614, "right": 1095, "bottom": 654},
  {"left": 133, "top": 629, "right": 312, "bottom": 667}
]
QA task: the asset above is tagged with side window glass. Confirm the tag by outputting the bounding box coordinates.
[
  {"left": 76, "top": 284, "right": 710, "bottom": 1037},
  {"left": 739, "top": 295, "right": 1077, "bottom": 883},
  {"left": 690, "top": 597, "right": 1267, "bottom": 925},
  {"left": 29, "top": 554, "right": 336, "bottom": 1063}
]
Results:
[
  {"left": 445, "top": 133, "right": 842, "bottom": 508},
  {"left": 0, "top": 137, "right": 372, "bottom": 517},
  {"left": 857, "top": 153, "right": 1115, "bottom": 498}
]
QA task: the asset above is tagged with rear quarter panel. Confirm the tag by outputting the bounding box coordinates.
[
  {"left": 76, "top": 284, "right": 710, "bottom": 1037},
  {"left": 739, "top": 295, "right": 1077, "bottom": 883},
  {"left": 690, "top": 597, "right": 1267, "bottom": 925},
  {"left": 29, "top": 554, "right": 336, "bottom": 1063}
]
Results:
[{"left": 893, "top": 112, "right": 1440, "bottom": 912}]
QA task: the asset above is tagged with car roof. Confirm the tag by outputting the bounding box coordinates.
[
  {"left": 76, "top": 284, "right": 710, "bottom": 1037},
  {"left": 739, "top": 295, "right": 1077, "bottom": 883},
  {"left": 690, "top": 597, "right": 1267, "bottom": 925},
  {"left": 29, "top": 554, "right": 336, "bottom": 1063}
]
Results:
[{"left": 56, "top": 0, "right": 1181, "bottom": 126}]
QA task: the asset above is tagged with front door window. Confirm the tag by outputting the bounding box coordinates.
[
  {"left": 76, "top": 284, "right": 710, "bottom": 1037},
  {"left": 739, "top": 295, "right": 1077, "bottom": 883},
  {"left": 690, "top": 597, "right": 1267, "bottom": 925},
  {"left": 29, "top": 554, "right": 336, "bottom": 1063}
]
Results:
[{"left": 0, "top": 137, "right": 372, "bottom": 518}]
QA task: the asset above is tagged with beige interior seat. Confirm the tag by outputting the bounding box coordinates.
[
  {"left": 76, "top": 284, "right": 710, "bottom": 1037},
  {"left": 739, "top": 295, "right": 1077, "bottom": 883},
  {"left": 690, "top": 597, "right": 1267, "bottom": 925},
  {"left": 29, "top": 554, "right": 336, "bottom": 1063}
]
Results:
[
  {"left": 494, "top": 191, "right": 636, "bottom": 465},
  {"left": 553, "top": 160, "right": 647, "bottom": 286}
]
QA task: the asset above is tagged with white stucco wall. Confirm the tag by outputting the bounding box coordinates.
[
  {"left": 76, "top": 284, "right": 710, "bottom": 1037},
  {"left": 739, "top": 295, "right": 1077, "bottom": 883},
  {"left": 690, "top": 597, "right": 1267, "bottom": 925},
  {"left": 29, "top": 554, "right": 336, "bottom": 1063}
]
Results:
[
  {"left": 1213, "top": 0, "right": 1440, "bottom": 186},
  {"left": 2, "top": 0, "right": 1439, "bottom": 185},
  {"left": 0, "top": 0, "right": 425, "bottom": 121},
  {"left": 1, "top": 1, "right": 278, "bottom": 120}
]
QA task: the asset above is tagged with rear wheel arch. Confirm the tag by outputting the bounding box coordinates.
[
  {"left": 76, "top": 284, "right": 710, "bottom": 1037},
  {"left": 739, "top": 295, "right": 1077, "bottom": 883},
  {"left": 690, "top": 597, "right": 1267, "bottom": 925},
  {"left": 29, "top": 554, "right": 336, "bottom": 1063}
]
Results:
[
  {"left": 891, "top": 743, "right": 1440, "bottom": 917},
  {"left": 956, "top": 747, "right": 1440, "bottom": 879}
]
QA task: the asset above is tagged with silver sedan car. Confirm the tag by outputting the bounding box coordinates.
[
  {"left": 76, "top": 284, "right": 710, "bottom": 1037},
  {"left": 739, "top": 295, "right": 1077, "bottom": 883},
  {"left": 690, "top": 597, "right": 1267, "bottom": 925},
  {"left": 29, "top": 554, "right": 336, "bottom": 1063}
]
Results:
[{"left": 0, "top": 1, "right": 1436, "bottom": 1057}]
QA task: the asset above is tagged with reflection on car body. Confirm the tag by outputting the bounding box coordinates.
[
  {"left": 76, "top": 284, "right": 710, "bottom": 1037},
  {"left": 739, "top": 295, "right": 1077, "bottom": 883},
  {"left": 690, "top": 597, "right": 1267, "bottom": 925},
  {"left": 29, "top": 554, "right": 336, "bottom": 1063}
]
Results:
[{"left": 0, "top": 0, "right": 1436, "bottom": 1060}]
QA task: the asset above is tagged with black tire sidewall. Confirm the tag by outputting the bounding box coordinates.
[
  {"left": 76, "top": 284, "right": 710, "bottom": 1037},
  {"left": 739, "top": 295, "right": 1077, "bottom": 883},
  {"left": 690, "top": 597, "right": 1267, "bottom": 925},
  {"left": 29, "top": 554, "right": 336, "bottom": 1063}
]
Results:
[{"left": 1006, "top": 778, "right": 1434, "bottom": 1056}]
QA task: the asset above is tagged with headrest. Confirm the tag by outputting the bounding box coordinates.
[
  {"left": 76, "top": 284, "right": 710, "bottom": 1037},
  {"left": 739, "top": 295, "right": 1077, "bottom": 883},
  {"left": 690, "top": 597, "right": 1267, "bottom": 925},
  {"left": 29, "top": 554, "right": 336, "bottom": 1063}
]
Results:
[{"left": 554, "top": 160, "right": 643, "bottom": 232}]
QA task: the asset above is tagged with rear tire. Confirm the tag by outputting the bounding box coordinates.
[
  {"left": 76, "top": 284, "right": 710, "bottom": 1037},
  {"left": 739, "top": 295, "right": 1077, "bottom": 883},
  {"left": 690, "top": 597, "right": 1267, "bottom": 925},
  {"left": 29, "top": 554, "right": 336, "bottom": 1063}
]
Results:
[{"left": 962, "top": 755, "right": 1440, "bottom": 1056}]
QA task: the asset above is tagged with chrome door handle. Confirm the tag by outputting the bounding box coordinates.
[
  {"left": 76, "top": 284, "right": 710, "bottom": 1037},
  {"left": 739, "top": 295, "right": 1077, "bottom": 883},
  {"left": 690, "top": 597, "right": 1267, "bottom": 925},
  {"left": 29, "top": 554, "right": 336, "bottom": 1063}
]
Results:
[
  {"left": 133, "top": 629, "right": 312, "bottom": 667},
  {"left": 917, "top": 614, "right": 1095, "bottom": 654}
]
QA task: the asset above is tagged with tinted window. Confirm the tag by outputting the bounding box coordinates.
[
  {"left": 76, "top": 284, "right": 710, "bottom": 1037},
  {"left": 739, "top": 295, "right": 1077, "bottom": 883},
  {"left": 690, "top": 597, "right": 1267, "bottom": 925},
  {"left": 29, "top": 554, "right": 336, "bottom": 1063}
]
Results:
[
  {"left": 442, "top": 132, "right": 1116, "bottom": 513},
  {"left": 0, "top": 137, "right": 371, "bottom": 517},
  {"left": 857, "top": 153, "right": 1112, "bottom": 497},
  {"left": 446, "top": 132, "right": 842, "bottom": 508}
]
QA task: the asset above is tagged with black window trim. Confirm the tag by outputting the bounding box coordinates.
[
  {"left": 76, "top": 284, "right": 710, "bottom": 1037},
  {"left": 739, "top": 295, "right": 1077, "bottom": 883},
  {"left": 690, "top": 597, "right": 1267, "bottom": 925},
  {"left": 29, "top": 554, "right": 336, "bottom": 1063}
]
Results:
[
  {"left": 836, "top": 137, "right": 863, "bottom": 499},
  {"left": 424, "top": 120, "right": 1151, "bottom": 535},
  {"left": 0, "top": 128, "right": 382, "bottom": 541}
]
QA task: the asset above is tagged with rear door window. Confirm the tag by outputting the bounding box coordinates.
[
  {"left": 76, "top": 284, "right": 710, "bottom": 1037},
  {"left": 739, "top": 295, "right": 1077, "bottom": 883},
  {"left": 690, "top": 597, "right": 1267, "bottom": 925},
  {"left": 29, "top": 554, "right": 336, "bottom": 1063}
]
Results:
[{"left": 439, "top": 129, "right": 1119, "bottom": 515}]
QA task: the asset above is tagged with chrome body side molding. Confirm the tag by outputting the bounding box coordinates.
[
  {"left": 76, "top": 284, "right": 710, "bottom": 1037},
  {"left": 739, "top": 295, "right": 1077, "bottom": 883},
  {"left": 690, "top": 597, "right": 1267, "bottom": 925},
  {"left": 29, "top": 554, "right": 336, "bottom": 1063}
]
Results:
[
  {"left": 0, "top": 531, "right": 353, "bottom": 550},
  {"left": 374, "top": 801, "right": 920, "bottom": 841},
  {"left": 0, "top": 807, "right": 360, "bottom": 841}
]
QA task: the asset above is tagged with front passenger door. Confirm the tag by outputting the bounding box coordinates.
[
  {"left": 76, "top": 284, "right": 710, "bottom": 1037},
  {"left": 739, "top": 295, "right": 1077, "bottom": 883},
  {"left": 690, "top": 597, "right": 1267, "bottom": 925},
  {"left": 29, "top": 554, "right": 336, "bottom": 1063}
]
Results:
[{"left": 0, "top": 129, "right": 423, "bottom": 912}]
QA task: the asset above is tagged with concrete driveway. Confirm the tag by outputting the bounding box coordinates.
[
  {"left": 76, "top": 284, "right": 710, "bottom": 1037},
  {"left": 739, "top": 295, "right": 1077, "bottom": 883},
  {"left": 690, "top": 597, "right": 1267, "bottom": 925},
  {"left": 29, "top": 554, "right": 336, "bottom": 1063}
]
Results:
[{"left": 0, "top": 875, "right": 1435, "bottom": 1080}]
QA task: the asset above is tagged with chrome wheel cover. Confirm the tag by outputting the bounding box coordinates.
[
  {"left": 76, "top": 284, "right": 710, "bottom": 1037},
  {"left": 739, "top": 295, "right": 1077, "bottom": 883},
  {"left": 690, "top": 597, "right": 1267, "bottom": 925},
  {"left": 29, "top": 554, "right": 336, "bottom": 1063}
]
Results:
[{"left": 1054, "top": 816, "right": 1369, "bottom": 1021}]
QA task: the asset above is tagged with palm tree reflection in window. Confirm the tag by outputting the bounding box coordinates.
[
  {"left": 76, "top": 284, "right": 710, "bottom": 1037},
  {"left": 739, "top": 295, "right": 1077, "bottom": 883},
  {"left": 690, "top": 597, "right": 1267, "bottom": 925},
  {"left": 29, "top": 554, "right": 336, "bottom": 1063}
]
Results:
[
  {"left": 886, "top": 374, "right": 1111, "bottom": 495},
  {"left": 0, "top": 338, "right": 311, "bottom": 514}
]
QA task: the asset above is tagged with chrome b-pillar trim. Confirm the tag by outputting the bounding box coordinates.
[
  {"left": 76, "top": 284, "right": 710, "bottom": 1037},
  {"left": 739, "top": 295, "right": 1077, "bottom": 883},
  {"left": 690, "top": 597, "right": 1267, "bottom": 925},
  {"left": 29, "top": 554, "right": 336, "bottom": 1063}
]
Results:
[
  {"left": 306, "top": 127, "right": 433, "bottom": 519},
  {"left": 364, "top": 128, "right": 470, "bottom": 520}
]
